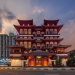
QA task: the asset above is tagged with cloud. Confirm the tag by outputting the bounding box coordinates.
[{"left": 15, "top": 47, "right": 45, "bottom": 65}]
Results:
[
  {"left": 0, "top": 7, "right": 16, "bottom": 33},
  {"left": 33, "top": 7, "right": 44, "bottom": 14},
  {"left": 1, "top": 8, "right": 16, "bottom": 22}
]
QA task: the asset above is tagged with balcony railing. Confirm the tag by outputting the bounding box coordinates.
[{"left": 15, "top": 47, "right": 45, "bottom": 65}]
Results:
[{"left": 10, "top": 53, "right": 21, "bottom": 57}]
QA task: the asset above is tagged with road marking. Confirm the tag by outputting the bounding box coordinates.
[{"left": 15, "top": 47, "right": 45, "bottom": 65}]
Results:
[{"left": 45, "top": 74, "right": 59, "bottom": 75}]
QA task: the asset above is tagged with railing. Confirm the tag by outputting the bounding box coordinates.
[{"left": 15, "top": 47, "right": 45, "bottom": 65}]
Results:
[{"left": 10, "top": 54, "right": 21, "bottom": 57}]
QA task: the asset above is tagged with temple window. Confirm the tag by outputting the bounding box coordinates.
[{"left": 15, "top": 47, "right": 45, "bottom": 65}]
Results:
[
  {"left": 54, "top": 29, "right": 57, "bottom": 34},
  {"left": 20, "top": 42, "right": 23, "bottom": 45},
  {"left": 16, "top": 42, "right": 18, "bottom": 45},
  {"left": 52, "top": 24, "right": 54, "bottom": 26},
  {"left": 41, "top": 43, "right": 45, "bottom": 48},
  {"left": 46, "top": 37, "right": 49, "bottom": 39},
  {"left": 28, "top": 37, "right": 31, "bottom": 39},
  {"left": 50, "top": 29, "right": 53, "bottom": 34},
  {"left": 46, "top": 29, "right": 49, "bottom": 34},
  {"left": 50, "top": 42, "right": 53, "bottom": 46},
  {"left": 24, "top": 29, "right": 27, "bottom": 34},
  {"left": 24, "top": 42, "right": 27, "bottom": 48},
  {"left": 24, "top": 37, "right": 27, "bottom": 39},
  {"left": 20, "top": 37, "right": 23, "bottom": 39},
  {"left": 33, "top": 43, "right": 36, "bottom": 48},
  {"left": 37, "top": 31, "right": 40, "bottom": 36},
  {"left": 24, "top": 51, "right": 27, "bottom": 54},
  {"left": 41, "top": 32, "right": 44, "bottom": 36},
  {"left": 50, "top": 37, "right": 53, "bottom": 39},
  {"left": 20, "top": 29, "right": 23, "bottom": 34},
  {"left": 54, "top": 36, "right": 57, "bottom": 38},
  {"left": 37, "top": 43, "right": 40, "bottom": 49},
  {"left": 54, "top": 42, "right": 57, "bottom": 45},
  {"left": 28, "top": 29, "right": 31, "bottom": 34},
  {"left": 46, "top": 42, "right": 49, "bottom": 47},
  {"left": 28, "top": 42, "right": 31, "bottom": 48},
  {"left": 29, "top": 50, "right": 32, "bottom": 53}
]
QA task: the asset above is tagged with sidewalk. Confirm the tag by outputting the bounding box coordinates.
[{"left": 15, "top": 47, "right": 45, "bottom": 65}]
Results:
[{"left": 0, "top": 67, "right": 75, "bottom": 70}]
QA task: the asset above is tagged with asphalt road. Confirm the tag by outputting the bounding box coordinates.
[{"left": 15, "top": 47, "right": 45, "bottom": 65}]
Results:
[{"left": 0, "top": 69, "right": 75, "bottom": 75}]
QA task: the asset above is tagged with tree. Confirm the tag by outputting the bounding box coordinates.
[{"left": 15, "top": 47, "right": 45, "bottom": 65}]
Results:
[
  {"left": 67, "top": 52, "right": 75, "bottom": 67},
  {"left": 56, "top": 57, "right": 62, "bottom": 66}
]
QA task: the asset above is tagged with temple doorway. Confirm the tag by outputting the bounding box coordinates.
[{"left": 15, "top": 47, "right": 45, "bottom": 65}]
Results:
[{"left": 36, "top": 56, "right": 42, "bottom": 66}]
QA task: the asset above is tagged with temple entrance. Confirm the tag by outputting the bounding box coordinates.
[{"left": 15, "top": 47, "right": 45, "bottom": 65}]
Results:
[{"left": 36, "top": 56, "right": 42, "bottom": 66}]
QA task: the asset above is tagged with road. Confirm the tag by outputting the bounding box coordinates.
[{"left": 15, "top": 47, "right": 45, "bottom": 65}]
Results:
[{"left": 0, "top": 69, "right": 75, "bottom": 75}]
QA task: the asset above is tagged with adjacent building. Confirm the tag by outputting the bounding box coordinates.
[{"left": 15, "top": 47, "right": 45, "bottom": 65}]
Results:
[
  {"left": 0, "top": 33, "right": 16, "bottom": 59},
  {"left": 8, "top": 19, "right": 71, "bottom": 67}
]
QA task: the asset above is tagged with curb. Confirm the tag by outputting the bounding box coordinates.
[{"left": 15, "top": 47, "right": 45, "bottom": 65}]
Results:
[{"left": 0, "top": 67, "right": 75, "bottom": 70}]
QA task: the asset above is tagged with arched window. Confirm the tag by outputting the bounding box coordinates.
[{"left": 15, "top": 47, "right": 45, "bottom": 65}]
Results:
[
  {"left": 28, "top": 29, "right": 31, "bottom": 34},
  {"left": 28, "top": 37, "right": 31, "bottom": 39},
  {"left": 20, "top": 29, "right": 23, "bottom": 34},
  {"left": 24, "top": 37, "right": 27, "bottom": 39},
  {"left": 46, "top": 42, "right": 49, "bottom": 47},
  {"left": 20, "top": 42, "right": 23, "bottom": 45},
  {"left": 24, "top": 42, "right": 27, "bottom": 48},
  {"left": 46, "top": 37, "right": 49, "bottom": 39},
  {"left": 50, "top": 37, "right": 53, "bottom": 39},
  {"left": 54, "top": 42, "right": 57, "bottom": 45},
  {"left": 33, "top": 43, "right": 36, "bottom": 48},
  {"left": 50, "top": 42, "right": 53, "bottom": 44},
  {"left": 24, "top": 29, "right": 27, "bottom": 34},
  {"left": 46, "top": 29, "right": 49, "bottom": 34},
  {"left": 20, "top": 37, "right": 23, "bottom": 39},
  {"left": 28, "top": 42, "right": 31, "bottom": 48},
  {"left": 50, "top": 29, "right": 53, "bottom": 34},
  {"left": 54, "top": 29, "right": 57, "bottom": 34}
]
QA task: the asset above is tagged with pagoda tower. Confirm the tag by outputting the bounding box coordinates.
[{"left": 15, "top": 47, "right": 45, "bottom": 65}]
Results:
[{"left": 8, "top": 19, "right": 71, "bottom": 67}]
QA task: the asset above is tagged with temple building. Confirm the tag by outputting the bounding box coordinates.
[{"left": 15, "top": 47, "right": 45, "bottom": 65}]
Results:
[{"left": 8, "top": 19, "right": 71, "bottom": 67}]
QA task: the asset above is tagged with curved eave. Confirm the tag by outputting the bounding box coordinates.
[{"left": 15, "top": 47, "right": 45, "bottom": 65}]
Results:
[
  {"left": 17, "top": 19, "right": 33, "bottom": 25},
  {"left": 28, "top": 50, "right": 49, "bottom": 56},
  {"left": 15, "top": 39, "right": 34, "bottom": 41},
  {"left": 7, "top": 45, "right": 25, "bottom": 49},
  {"left": 44, "top": 19, "right": 59, "bottom": 25},
  {"left": 53, "top": 45, "right": 71, "bottom": 49},
  {"left": 43, "top": 38, "right": 63, "bottom": 42},
  {"left": 14, "top": 25, "right": 20, "bottom": 33},
  {"left": 58, "top": 25, "right": 63, "bottom": 32},
  {"left": 14, "top": 25, "right": 34, "bottom": 28},
  {"left": 42, "top": 25, "right": 63, "bottom": 33}
]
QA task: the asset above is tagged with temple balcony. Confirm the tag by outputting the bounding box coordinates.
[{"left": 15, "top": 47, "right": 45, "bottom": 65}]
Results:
[
  {"left": 15, "top": 38, "right": 33, "bottom": 41},
  {"left": 44, "top": 34, "right": 60, "bottom": 36},
  {"left": 56, "top": 53, "right": 68, "bottom": 57},
  {"left": 33, "top": 34, "right": 44, "bottom": 39},
  {"left": 10, "top": 53, "right": 22, "bottom": 57},
  {"left": 17, "top": 34, "right": 33, "bottom": 37},
  {"left": 44, "top": 38, "right": 63, "bottom": 41}
]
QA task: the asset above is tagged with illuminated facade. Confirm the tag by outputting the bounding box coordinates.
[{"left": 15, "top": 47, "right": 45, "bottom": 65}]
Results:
[{"left": 8, "top": 19, "right": 71, "bottom": 66}]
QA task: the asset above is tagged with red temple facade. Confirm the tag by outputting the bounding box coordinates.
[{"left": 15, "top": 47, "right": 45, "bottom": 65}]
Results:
[{"left": 8, "top": 19, "right": 71, "bottom": 67}]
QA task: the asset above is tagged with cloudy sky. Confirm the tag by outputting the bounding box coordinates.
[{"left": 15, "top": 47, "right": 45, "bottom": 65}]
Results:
[{"left": 0, "top": 0, "right": 75, "bottom": 51}]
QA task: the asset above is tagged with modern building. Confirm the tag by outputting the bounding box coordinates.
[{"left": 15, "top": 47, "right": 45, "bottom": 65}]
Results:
[
  {"left": 0, "top": 33, "right": 16, "bottom": 59},
  {"left": 8, "top": 19, "right": 71, "bottom": 67},
  {"left": 0, "top": 34, "right": 8, "bottom": 58}
]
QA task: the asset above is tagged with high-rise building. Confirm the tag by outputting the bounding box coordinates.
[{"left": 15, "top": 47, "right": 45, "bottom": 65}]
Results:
[
  {"left": 0, "top": 34, "right": 9, "bottom": 58},
  {"left": 0, "top": 33, "right": 16, "bottom": 59},
  {"left": 8, "top": 19, "right": 71, "bottom": 67},
  {"left": 8, "top": 33, "right": 16, "bottom": 57}
]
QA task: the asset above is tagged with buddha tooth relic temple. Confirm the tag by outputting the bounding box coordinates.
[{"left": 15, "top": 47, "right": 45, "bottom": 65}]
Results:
[{"left": 8, "top": 19, "right": 71, "bottom": 67}]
